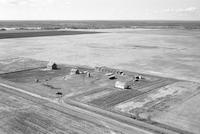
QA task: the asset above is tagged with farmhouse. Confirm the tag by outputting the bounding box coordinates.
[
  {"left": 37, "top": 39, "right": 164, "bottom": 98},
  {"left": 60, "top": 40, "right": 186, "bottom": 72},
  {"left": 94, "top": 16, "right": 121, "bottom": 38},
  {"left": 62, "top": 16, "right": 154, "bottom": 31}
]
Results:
[{"left": 47, "top": 61, "right": 57, "bottom": 70}]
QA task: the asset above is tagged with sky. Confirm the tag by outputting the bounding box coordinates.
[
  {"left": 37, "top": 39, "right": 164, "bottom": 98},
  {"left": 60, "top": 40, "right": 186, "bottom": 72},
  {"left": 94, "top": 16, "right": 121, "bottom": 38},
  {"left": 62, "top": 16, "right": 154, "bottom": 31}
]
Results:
[{"left": 0, "top": 0, "right": 200, "bottom": 20}]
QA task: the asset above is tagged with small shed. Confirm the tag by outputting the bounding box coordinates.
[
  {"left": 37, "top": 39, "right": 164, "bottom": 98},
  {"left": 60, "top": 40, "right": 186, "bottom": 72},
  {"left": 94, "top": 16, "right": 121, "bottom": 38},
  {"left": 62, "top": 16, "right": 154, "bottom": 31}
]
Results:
[
  {"left": 115, "top": 81, "right": 132, "bottom": 89},
  {"left": 70, "top": 68, "right": 80, "bottom": 75},
  {"left": 135, "top": 75, "right": 143, "bottom": 81},
  {"left": 47, "top": 61, "right": 57, "bottom": 70}
]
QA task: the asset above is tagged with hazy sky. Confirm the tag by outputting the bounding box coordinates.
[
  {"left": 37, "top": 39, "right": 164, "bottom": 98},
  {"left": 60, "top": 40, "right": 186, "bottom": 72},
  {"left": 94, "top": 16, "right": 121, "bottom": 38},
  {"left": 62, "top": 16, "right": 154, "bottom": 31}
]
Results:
[{"left": 0, "top": 0, "right": 200, "bottom": 20}]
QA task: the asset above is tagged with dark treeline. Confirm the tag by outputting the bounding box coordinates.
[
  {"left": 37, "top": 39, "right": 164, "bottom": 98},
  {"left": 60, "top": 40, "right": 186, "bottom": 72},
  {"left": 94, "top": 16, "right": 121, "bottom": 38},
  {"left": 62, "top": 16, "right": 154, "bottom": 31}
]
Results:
[{"left": 0, "top": 20, "right": 200, "bottom": 30}]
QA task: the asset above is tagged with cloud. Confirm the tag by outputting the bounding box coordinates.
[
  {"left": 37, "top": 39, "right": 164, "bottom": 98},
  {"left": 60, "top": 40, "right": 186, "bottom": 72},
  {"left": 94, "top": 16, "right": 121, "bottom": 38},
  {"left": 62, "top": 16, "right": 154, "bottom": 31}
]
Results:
[
  {"left": 163, "top": 7, "right": 198, "bottom": 13},
  {"left": 0, "top": 0, "right": 30, "bottom": 5},
  {"left": 0, "top": 0, "right": 67, "bottom": 6}
]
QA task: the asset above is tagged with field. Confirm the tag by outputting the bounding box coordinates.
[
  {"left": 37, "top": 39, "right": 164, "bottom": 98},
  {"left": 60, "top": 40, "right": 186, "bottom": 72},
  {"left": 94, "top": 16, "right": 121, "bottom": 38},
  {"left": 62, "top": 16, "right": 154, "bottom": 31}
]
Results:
[
  {"left": 0, "top": 57, "right": 189, "bottom": 134},
  {"left": 88, "top": 90, "right": 142, "bottom": 108},
  {"left": 1, "top": 28, "right": 200, "bottom": 134},
  {"left": 0, "top": 57, "right": 181, "bottom": 134},
  {"left": 113, "top": 81, "right": 200, "bottom": 133},
  {"left": 0, "top": 86, "right": 129, "bottom": 134},
  {"left": 152, "top": 90, "right": 200, "bottom": 134},
  {"left": 0, "top": 30, "right": 100, "bottom": 39},
  {"left": 0, "top": 29, "right": 200, "bottom": 83},
  {"left": 1, "top": 57, "right": 200, "bottom": 133},
  {"left": 0, "top": 57, "right": 47, "bottom": 74}
]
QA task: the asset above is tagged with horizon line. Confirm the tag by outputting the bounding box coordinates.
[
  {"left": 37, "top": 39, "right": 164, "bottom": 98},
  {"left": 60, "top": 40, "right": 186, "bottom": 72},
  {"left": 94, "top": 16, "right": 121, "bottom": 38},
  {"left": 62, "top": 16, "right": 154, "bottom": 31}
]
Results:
[{"left": 0, "top": 19, "right": 200, "bottom": 22}]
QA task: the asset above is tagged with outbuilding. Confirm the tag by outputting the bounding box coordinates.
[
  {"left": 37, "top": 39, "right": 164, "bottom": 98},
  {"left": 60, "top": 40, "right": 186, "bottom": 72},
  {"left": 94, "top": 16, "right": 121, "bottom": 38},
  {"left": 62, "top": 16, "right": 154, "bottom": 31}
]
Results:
[
  {"left": 70, "top": 68, "right": 80, "bottom": 75},
  {"left": 115, "top": 80, "right": 132, "bottom": 89},
  {"left": 135, "top": 75, "right": 144, "bottom": 81},
  {"left": 105, "top": 73, "right": 116, "bottom": 80}
]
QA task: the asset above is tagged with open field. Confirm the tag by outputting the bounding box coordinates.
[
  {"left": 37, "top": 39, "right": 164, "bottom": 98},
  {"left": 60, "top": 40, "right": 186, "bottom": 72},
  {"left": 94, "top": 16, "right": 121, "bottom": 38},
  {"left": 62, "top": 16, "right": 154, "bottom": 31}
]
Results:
[
  {"left": 114, "top": 81, "right": 200, "bottom": 133},
  {"left": 0, "top": 29, "right": 200, "bottom": 83},
  {"left": 86, "top": 78, "right": 175, "bottom": 109},
  {"left": 88, "top": 89, "right": 142, "bottom": 108},
  {"left": 1, "top": 28, "right": 200, "bottom": 133},
  {"left": 0, "top": 57, "right": 47, "bottom": 74},
  {"left": 152, "top": 90, "right": 200, "bottom": 134},
  {"left": 0, "top": 68, "right": 182, "bottom": 134},
  {"left": 0, "top": 86, "right": 137, "bottom": 134}
]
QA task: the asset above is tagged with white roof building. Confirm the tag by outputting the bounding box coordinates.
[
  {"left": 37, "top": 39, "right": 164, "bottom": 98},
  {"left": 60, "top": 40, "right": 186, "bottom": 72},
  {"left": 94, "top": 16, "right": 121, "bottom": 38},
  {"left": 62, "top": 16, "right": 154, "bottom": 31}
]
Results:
[{"left": 115, "top": 80, "right": 132, "bottom": 89}]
